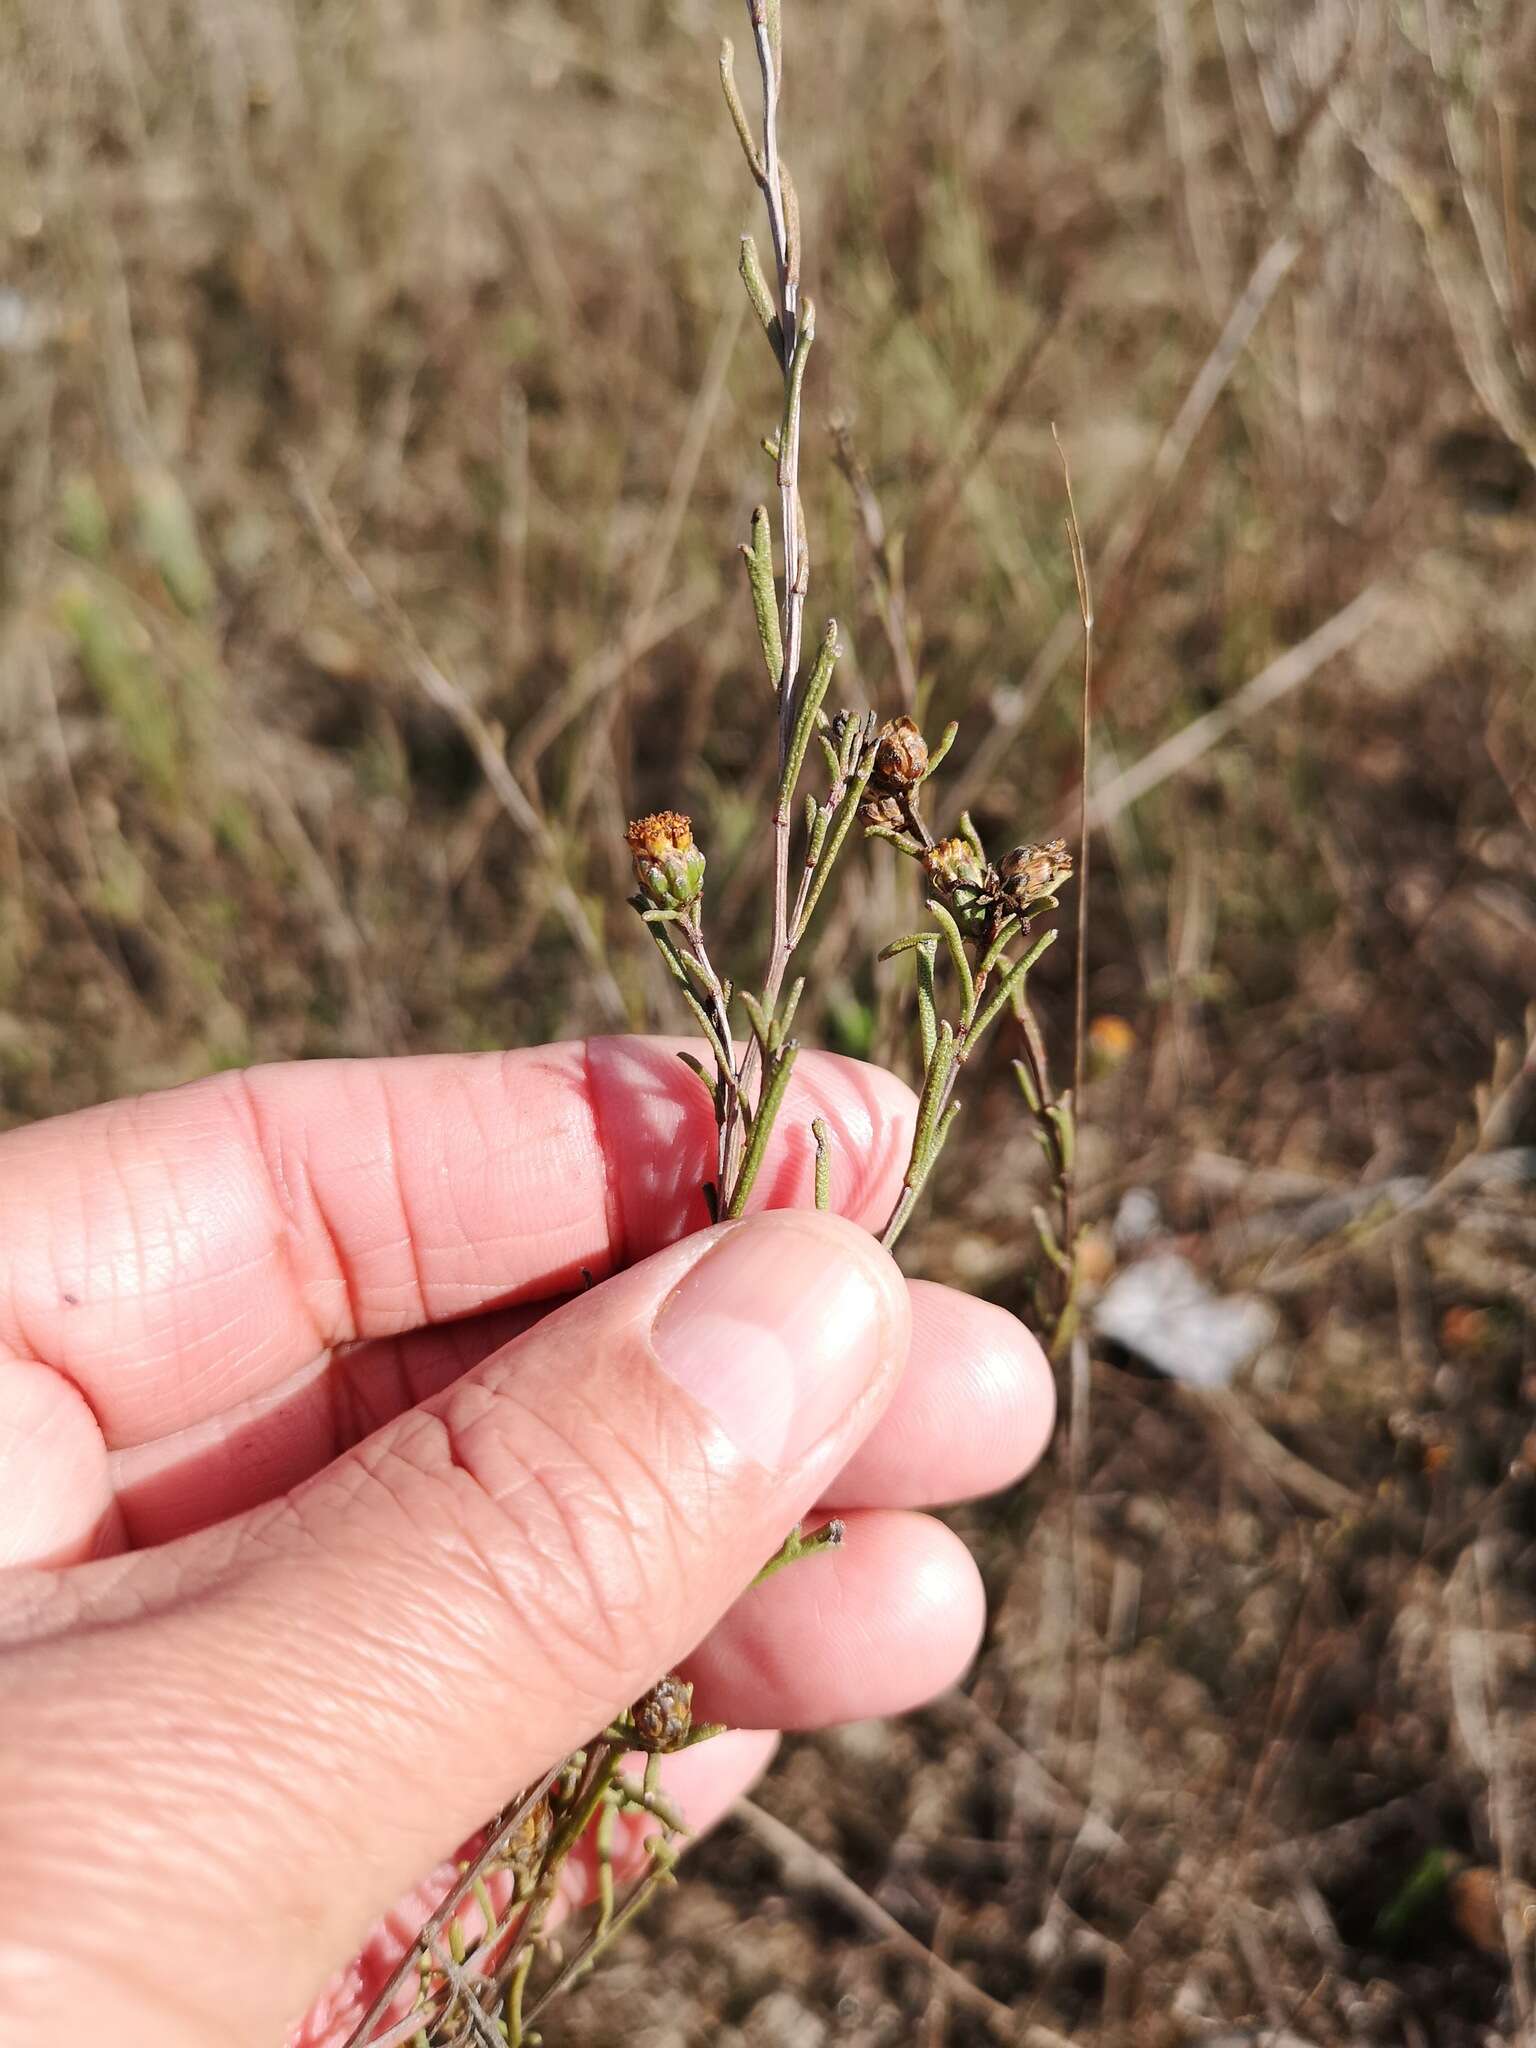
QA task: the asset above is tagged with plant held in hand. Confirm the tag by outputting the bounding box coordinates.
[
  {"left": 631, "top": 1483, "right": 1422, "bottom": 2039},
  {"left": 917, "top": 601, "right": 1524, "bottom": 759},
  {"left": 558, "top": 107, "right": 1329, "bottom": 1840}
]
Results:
[{"left": 345, "top": 5, "right": 1075, "bottom": 2039}]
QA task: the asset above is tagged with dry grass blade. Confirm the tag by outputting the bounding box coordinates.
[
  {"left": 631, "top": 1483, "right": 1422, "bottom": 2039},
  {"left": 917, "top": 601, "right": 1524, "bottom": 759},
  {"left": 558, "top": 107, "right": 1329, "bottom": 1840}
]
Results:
[
  {"left": 951, "top": 233, "right": 1302, "bottom": 812},
  {"left": 1197, "top": 1385, "right": 1358, "bottom": 1519},
  {"left": 1083, "top": 581, "right": 1389, "bottom": 830}
]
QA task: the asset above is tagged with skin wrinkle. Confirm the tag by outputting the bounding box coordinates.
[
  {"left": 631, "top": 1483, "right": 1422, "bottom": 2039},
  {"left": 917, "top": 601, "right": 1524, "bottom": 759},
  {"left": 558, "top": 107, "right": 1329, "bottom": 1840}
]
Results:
[
  {"left": 435, "top": 1072, "right": 487, "bottom": 1300},
  {"left": 2, "top": 1630, "right": 375, "bottom": 1987},
  {"left": 437, "top": 1377, "right": 665, "bottom": 1712},
  {"left": 330, "top": 1412, "right": 625, "bottom": 1747},
  {"left": 284, "top": 1386, "right": 633, "bottom": 1731},
  {"left": 580, "top": 1037, "right": 628, "bottom": 1275},
  {"left": 231, "top": 1067, "right": 361, "bottom": 1355},
  {"left": 370, "top": 1067, "right": 432, "bottom": 1331}
]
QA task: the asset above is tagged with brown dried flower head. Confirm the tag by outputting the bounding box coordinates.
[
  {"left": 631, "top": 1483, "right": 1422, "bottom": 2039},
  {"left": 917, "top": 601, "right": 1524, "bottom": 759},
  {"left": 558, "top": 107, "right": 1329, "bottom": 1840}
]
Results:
[
  {"left": 870, "top": 715, "right": 928, "bottom": 794},
  {"left": 497, "top": 1792, "right": 553, "bottom": 1880},
  {"left": 629, "top": 1673, "right": 694, "bottom": 1754},
  {"left": 998, "top": 837, "right": 1073, "bottom": 913},
  {"left": 924, "top": 835, "right": 992, "bottom": 933},
  {"left": 858, "top": 790, "right": 908, "bottom": 832},
  {"left": 924, "top": 835, "right": 987, "bottom": 895},
  {"left": 626, "top": 811, "right": 706, "bottom": 911}
]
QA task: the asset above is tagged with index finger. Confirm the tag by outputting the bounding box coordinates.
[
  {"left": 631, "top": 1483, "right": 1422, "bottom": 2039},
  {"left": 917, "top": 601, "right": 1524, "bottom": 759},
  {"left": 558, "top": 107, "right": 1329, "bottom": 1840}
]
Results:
[{"left": 0, "top": 1038, "right": 914, "bottom": 1450}]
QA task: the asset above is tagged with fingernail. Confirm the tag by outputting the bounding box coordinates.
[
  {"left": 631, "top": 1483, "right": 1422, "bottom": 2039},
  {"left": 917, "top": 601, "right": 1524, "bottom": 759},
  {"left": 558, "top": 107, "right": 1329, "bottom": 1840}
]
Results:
[{"left": 651, "top": 1214, "right": 900, "bottom": 1470}]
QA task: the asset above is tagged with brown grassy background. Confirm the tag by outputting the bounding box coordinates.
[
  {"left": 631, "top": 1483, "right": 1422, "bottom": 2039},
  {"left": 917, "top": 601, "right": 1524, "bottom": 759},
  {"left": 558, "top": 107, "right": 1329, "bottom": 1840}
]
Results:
[{"left": 3, "top": 1, "right": 1536, "bottom": 2042}]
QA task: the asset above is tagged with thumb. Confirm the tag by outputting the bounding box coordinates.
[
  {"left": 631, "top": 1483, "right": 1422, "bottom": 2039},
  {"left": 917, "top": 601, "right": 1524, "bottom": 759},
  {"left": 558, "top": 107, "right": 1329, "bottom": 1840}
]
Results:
[{"left": 0, "top": 1211, "right": 909, "bottom": 2047}]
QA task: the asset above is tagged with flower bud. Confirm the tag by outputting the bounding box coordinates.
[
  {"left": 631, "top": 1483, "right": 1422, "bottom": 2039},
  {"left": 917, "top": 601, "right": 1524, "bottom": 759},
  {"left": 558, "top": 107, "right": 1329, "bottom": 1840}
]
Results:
[
  {"left": 997, "top": 837, "right": 1073, "bottom": 913},
  {"left": 629, "top": 1674, "right": 694, "bottom": 1754},
  {"left": 923, "top": 835, "right": 993, "bottom": 933},
  {"left": 870, "top": 715, "right": 928, "bottom": 794},
  {"left": 626, "top": 812, "right": 706, "bottom": 911}
]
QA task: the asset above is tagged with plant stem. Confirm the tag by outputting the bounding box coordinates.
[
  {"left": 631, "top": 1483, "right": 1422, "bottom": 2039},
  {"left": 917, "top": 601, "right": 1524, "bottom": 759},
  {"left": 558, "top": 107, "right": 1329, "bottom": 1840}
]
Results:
[
  {"left": 340, "top": 1770, "right": 560, "bottom": 2048},
  {"left": 745, "top": 0, "right": 804, "bottom": 1115},
  {"left": 879, "top": 927, "right": 1059, "bottom": 1250},
  {"left": 674, "top": 910, "right": 743, "bottom": 1193}
]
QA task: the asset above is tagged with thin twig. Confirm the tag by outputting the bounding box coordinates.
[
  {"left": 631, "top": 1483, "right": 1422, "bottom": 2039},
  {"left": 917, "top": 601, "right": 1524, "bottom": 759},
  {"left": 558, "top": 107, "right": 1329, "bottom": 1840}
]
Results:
[
  {"left": 1054, "top": 430, "right": 1092, "bottom": 1265},
  {"left": 341, "top": 1768, "right": 561, "bottom": 2048},
  {"left": 290, "top": 463, "right": 626, "bottom": 1025},
  {"left": 736, "top": 1796, "right": 1024, "bottom": 2042}
]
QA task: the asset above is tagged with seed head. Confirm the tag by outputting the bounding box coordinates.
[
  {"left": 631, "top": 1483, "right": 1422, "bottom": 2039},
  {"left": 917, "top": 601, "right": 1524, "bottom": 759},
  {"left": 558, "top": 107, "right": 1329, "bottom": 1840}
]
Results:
[
  {"left": 997, "top": 838, "right": 1073, "bottom": 913},
  {"left": 858, "top": 790, "right": 908, "bottom": 832},
  {"left": 629, "top": 1673, "right": 694, "bottom": 1753},
  {"left": 924, "top": 835, "right": 993, "bottom": 934},
  {"left": 870, "top": 715, "right": 928, "bottom": 794},
  {"left": 497, "top": 1792, "right": 553, "bottom": 1878},
  {"left": 626, "top": 811, "right": 706, "bottom": 911},
  {"left": 925, "top": 835, "right": 987, "bottom": 895}
]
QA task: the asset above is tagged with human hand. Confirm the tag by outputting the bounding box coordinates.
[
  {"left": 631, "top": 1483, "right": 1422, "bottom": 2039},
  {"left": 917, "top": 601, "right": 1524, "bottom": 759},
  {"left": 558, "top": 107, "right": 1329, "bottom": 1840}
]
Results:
[{"left": 0, "top": 1038, "right": 1052, "bottom": 2046}]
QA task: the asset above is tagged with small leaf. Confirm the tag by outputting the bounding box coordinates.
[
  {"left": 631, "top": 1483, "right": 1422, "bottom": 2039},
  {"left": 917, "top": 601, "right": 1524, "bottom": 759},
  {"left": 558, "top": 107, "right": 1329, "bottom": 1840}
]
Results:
[
  {"left": 777, "top": 294, "right": 816, "bottom": 488},
  {"left": 726, "top": 1043, "right": 800, "bottom": 1219},
  {"left": 675, "top": 983, "right": 733, "bottom": 1072},
  {"left": 919, "top": 720, "right": 958, "bottom": 782},
  {"left": 781, "top": 159, "right": 802, "bottom": 288},
  {"left": 738, "top": 234, "right": 783, "bottom": 362},
  {"left": 977, "top": 913, "right": 1022, "bottom": 980},
  {"left": 739, "top": 991, "right": 773, "bottom": 1054},
  {"left": 916, "top": 937, "right": 939, "bottom": 1068},
  {"left": 1013, "top": 1057, "right": 1042, "bottom": 1114},
  {"left": 927, "top": 896, "right": 976, "bottom": 1021},
  {"left": 718, "top": 39, "right": 765, "bottom": 180},
  {"left": 740, "top": 505, "right": 783, "bottom": 690},
  {"left": 878, "top": 930, "right": 938, "bottom": 961},
  {"left": 780, "top": 616, "right": 839, "bottom": 808},
  {"left": 911, "top": 1023, "right": 956, "bottom": 1173},
  {"left": 1032, "top": 1204, "right": 1071, "bottom": 1273},
  {"left": 812, "top": 1117, "right": 832, "bottom": 1211},
  {"left": 864, "top": 823, "right": 925, "bottom": 856},
  {"left": 778, "top": 976, "right": 805, "bottom": 1040},
  {"left": 792, "top": 756, "right": 876, "bottom": 943}
]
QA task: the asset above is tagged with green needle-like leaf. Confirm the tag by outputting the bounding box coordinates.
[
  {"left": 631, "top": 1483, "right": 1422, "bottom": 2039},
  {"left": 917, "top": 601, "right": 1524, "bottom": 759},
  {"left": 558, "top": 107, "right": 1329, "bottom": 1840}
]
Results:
[
  {"left": 739, "top": 991, "right": 773, "bottom": 1054},
  {"left": 918, "top": 719, "right": 958, "bottom": 782},
  {"left": 911, "top": 1022, "right": 956, "bottom": 1173},
  {"left": 780, "top": 617, "right": 839, "bottom": 807},
  {"left": 777, "top": 295, "right": 816, "bottom": 488},
  {"left": 738, "top": 233, "right": 783, "bottom": 361},
  {"left": 877, "top": 930, "right": 938, "bottom": 960},
  {"left": 741, "top": 505, "right": 783, "bottom": 690},
  {"left": 812, "top": 1117, "right": 831, "bottom": 1210},
  {"left": 916, "top": 936, "right": 939, "bottom": 1068},
  {"left": 726, "top": 1042, "right": 800, "bottom": 1218},
  {"left": 970, "top": 926, "right": 1059, "bottom": 1043},
  {"left": 718, "top": 39, "right": 764, "bottom": 180},
  {"left": 927, "top": 897, "right": 976, "bottom": 1021},
  {"left": 977, "top": 913, "right": 1021, "bottom": 980}
]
